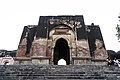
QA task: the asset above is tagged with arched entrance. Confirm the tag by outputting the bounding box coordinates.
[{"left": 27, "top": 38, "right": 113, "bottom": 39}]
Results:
[{"left": 53, "top": 38, "right": 70, "bottom": 65}]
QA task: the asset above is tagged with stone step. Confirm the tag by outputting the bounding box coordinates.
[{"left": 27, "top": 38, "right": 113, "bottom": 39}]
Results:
[
  {"left": 45, "top": 76, "right": 106, "bottom": 79},
  {"left": 0, "top": 75, "right": 106, "bottom": 80},
  {"left": 0, "top": 65, "right": 120, "bottom": 80}
]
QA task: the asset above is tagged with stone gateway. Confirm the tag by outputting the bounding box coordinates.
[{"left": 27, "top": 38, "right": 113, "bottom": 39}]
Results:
[{"left": 15, "top": 15, "right": 108, "bottom": 65}]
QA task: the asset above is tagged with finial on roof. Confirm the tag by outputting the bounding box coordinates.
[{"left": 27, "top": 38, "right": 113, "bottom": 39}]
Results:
[{"left": 91, "top": 23, "right": 94, "bottom": 26}]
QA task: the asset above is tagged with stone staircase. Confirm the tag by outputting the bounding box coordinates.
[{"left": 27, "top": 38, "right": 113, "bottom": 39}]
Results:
[{"left": 0, "top": 65, "right": 120, "bottom": 80}]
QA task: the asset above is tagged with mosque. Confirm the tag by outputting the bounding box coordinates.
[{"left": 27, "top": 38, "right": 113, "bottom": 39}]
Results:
[{"left": 15, "top": 15, "right": 108, "bottom": 65}]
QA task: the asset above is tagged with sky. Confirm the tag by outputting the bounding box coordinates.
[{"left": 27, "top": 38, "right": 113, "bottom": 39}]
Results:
[{"left": 0, "top": 0, "right": 120, "bottom": 52}]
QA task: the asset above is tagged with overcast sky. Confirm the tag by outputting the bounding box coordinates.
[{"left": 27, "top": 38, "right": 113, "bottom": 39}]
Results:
[{"left": 0, "top": 0, "right": 120, "bottom": 52}]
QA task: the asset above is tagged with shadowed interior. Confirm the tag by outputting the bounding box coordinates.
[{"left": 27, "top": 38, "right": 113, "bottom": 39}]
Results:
[{"left": 53, "top": 38, "right": 70, "bottom": 65}]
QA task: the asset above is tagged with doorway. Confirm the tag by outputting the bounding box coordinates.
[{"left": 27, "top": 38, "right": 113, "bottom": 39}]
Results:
[{"left": 53, "top": 38, "right": 70, "bottom": 65}]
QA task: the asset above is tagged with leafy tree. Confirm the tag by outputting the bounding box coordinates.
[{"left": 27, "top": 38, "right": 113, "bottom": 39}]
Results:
[
  {"left": 107, "top": 50, "right": 120, "bottom": 59},
  {"left": 116, "top": 15, "right": 120, "bottom": 42},
  {"left": 107, "top": 50, "right": 116, "bottom": 60}
]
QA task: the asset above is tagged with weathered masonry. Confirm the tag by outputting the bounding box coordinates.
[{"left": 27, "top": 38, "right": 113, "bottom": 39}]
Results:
[{"left": 15, "top": 15, "right": 108, "bottom": 65}]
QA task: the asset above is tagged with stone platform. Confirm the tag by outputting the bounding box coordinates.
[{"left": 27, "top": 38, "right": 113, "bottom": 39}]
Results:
[{"left": 0, "top": 65, "right": 120, "bottom": 80}]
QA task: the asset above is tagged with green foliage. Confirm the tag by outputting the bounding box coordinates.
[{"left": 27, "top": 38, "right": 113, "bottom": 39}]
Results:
[{"left": 116, "top": 15, "right": 120, "bottom": 42}]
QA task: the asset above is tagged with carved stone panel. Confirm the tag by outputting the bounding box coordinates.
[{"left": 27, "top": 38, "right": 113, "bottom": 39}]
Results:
[
  {"left": 76, "top": 39, "right": 90, "bottom": 58},
  {"left": 94, "top": 48, "right": 108, "bottom": 59},
  {"left": 16, "top": 38, "right": 27, "bottom": 57},
  {"left": 30, "top": 39, "right": 47, "bottom": 57},
  {"left": 94, "top": 39, "right": 108, "bottom": 59},
  {"left": 16, "top": 45, "right": 27, "bottom": 57}
]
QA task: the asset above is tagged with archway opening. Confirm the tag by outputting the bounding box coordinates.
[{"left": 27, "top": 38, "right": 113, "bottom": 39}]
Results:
[
  {"left": 57, "top": 59, "right": 66, "bottom": 65},
  {"left": 53, "top": 38, "right": 70, "bottom": 65}
]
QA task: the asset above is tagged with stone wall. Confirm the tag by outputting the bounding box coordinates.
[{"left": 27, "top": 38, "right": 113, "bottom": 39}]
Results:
[
  {"left": 30, "top": 39, "right": 47, "bottom": 57},
  {"left": 76, "top": 39, "right": 90, "bottom": 58}
]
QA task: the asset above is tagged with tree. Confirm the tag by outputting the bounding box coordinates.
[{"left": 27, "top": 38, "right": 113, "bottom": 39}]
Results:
[
  {"left": 107, "top": 50, "right": 116, "bottom": 60},
  {"left": 116, "top": 14, "right": 120, "bottom": 42}
]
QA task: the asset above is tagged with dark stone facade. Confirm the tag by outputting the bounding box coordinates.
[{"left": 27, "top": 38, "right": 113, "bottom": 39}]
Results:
[{"left": 16, "top": 15, "right": 108, "bottom": 65}]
